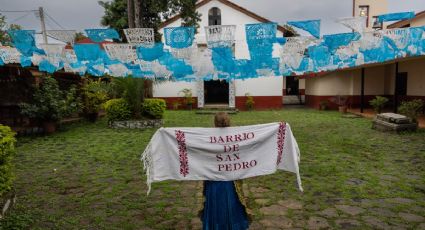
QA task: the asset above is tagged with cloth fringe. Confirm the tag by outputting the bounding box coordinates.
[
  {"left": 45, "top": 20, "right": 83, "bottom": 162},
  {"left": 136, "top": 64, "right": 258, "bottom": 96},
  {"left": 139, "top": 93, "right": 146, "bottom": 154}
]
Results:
[{"left": 140, "top": 140, "right": 153, "bottom": 195}]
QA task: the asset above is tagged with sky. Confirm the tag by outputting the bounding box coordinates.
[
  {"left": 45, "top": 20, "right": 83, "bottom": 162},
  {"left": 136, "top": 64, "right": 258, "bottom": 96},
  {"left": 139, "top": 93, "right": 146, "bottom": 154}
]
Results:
[{"left": 0, "top": 0, "right": 424, "bottom": 43}]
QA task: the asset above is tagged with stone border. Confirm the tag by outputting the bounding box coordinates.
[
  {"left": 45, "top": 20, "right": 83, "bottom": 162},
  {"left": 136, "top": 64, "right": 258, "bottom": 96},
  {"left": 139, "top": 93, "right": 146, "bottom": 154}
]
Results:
[
  {"left": 109, "top": 119, "right": 163, "bottom": 129},
  {"left": 0, "top": 190, "right": 16, "bottom": 219}
]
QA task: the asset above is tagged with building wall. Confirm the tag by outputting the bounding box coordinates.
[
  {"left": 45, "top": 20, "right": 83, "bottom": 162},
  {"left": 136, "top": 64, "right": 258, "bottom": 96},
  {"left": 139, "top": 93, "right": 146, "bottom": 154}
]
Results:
[
  {"left": 351, "top": 66, "right": 386, "bottom": 95},
  {"left": 159, "top": 0, "right": 284, "bottom": 53},
  {"left": 354, "top": 0, "right": 388, "bottom": 30},
  {"left": 235, "top": 77, "right": 282, "bottom": 96},
  {"left": 153, "top": 81, "right": 198, "bottom": 97},
  {"left": 411, "top": 14, "right": 425, "bottom": 27},
  {"left": 399, "top": 58, "right": 425, "bottom": 96},
  {"left": 305, "top": 57, "right": 425, "bottom": 108},
  {"left": 155, "top": 0, "right": 285, "bottom": 109},
  {"left": 305, "top": 70, "right": 355, "bottom": 96}
]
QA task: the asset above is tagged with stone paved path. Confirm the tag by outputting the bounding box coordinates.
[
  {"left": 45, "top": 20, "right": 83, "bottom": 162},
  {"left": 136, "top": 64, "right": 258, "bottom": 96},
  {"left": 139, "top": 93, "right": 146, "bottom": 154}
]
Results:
[{"left": 181, "top": 181, "right": 425, "bottom": 230}]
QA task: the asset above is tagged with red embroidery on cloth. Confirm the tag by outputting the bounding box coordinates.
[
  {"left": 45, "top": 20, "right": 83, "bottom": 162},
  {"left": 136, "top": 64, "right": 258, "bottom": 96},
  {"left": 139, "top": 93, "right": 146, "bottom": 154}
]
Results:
[
  {"left": 276, "top": 122, "right": 286, "bottom": 165},
  {"left": 175, "top": 130, "right": 189, "bottom": 177}
]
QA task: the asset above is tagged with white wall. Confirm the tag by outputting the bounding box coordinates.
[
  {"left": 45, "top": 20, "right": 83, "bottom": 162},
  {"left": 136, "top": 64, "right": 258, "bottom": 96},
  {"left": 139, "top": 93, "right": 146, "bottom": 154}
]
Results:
[
  {"left": 351, "top": 66, "right": 386, "bottom": 95},
  {"left": 153, "top": 81, "right": 198, "bottom": 97},
  {"left": 156, "top": 0, "right": 285, "bottom": 98},
  {"left": 235, "top": 77, "right": 283, "bottom": 96},
  {"left": 299, "top": 79, "right": 305, "bottom": 90},
  {"left": 305, "top": 57, "right": 425, "bottom": 97},
  {"left": 306, "top": 66, "right": 386, "bottom": 96},
  {"left": 399, "top": 58, "right": 425, "bottom": 96},
  {"left": 305, "top": 71, "right": 355, "bottom": 96},
  {"left": 159, "top": 0, "right": 284, "bottom": 57}
]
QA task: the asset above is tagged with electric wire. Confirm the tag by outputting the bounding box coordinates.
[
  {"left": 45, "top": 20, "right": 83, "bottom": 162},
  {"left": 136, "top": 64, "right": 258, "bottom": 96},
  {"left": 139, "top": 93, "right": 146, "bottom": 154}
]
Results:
[
  {"left": 0, "top": 10, "right": 37, "bottom": 13},
  {"left": 44, "top": 11, "right": 66, "bottom": 30},
  {"left": 8, "top": 11, "right": 33, "bottom": 24}
]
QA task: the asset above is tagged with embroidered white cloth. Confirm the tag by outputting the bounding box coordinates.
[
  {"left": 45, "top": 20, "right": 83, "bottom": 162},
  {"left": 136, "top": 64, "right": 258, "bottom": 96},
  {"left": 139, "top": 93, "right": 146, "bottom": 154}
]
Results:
[{"left": 141, "top": 122, "right": 302, "bottom": 194}]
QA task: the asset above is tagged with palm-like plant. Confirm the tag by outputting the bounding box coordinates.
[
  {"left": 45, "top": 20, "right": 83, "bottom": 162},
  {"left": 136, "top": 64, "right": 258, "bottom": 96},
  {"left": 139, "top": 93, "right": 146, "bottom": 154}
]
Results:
[{"left": 110, "top": 76, "right": 145, "bottom": 118}]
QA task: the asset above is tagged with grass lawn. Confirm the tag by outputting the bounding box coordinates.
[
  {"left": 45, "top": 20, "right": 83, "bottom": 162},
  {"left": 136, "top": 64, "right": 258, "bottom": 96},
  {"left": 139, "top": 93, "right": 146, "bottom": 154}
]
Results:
[{"left": 1, "top": 109, "right": 424, "bottom": 229}]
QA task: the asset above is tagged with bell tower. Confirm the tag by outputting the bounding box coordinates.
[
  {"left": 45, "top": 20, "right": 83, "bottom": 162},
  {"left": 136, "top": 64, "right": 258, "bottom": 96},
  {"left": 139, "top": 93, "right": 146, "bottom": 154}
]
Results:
[{"left": 353, "top": 0, "right": 388, "bottom": 30}]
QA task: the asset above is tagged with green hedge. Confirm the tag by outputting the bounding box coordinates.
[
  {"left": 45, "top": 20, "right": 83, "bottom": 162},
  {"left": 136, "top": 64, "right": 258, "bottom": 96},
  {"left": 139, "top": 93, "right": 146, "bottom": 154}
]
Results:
[
  {"left": 0, "top": 125, "right": 16, "bottom": 196},
  {"left": 104, "top": 98, "right": 132, "bottom": 122},
  {"left": 142, "top": 99, "right": 166, "bottom": 119}
]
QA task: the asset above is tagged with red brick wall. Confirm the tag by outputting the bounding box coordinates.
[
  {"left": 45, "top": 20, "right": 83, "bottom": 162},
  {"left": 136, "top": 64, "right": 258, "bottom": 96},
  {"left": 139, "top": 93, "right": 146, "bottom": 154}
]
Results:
[
  {"left": 155, "top": 96, "right": 283, "bottom": 110},
  {"left": 305, "top": 95, "right": 425, "bottom": 110},
  {"left": 155, "top": 97, "right": 198, "bottom": 110},
  {"left": 236, "top": 96, "right": 282, "bottom": 110}
]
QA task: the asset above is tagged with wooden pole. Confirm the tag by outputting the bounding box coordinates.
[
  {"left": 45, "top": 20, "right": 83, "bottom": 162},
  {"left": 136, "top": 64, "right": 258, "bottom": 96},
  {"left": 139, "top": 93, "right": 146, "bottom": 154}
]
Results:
[
  {"left": 393, "top": 62, "right": 399, "bottom": 113},
  {"left": 360, "top": 67, "right": 365, "bottom": 113},
  {"left": 39, "top": 7, "right": 48, "bottom": 44},
  {"left": 134, "top": 0, "right": 141, "bottom": 28},
  {"left": 127, "top": 0, "right": 135, "bottom": 28}
]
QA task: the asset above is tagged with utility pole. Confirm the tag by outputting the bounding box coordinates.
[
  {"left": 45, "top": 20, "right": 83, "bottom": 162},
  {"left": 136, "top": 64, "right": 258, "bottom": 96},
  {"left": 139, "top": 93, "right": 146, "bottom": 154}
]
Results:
[
  {"left": 127, "top": 0, "right": 135, "bottom": 28},
  {"left": 134, "top": 0, "right": 141, "bottom": 28},
  {"left": 38, "top": 7, "right": 48, "bottom": 44}
]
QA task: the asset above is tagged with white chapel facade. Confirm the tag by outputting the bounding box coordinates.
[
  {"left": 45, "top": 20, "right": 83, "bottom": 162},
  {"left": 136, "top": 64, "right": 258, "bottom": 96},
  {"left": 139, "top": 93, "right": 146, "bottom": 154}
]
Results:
[{"left": 155, "top": 0, "right": 298, "bottom": 110}]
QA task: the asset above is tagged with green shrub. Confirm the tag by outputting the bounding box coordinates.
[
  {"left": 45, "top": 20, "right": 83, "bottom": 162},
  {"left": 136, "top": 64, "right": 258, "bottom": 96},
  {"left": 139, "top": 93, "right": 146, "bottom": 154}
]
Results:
[
  {"left": 20, "top": 77, "right": 81, "bottom": 122},
  {"left": 398, "top": 99, "right": 424, "bottom": 122},
  {"left": 81, "top": 79, "right": 109, "bottom": 115},
  {"left": 369, "top": 96, "right": 388, "bottom": 113},
  {"left": 110, "top": 77, "right": 145, "bottom": 118},
  {"left": 0, "top": 124, "right": 16, "bottom": 196},
  {"left": 142, "top": 99, "right": 166, "bottom": 119},
  {"left": 104, "top": 98, "right": 132, "bottom": 122}
]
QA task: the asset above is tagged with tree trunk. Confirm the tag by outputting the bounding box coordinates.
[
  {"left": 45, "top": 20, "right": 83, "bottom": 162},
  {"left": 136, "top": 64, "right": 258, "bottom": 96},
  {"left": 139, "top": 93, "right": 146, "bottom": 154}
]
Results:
[
  {"left": 134, "top": 0, "right": 141, "bottom": 28},
  {"left": 127, "top": 0, "right": 135, "bottom": 28}
]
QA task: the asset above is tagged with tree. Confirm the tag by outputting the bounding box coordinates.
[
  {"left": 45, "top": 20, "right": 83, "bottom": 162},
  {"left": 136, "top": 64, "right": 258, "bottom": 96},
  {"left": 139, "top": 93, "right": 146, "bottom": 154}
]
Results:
[
  {"left": 98, "top": 0, "right": 128, "bottom": 31},
  {"left": 170, "top": 0, "right": 200, "bottom": 31},
  {"left": 99, "top": 0, "right": 201, "bottom": 42},
  {"left": 0, "top": 13, "right": 22, "bottom": 46}
]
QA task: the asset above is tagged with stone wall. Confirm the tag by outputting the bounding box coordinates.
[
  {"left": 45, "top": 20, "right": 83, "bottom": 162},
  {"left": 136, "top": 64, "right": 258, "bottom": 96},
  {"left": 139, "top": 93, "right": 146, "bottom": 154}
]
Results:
[{"left": 109, "top": 119, "right": 163, "bottom": 129}]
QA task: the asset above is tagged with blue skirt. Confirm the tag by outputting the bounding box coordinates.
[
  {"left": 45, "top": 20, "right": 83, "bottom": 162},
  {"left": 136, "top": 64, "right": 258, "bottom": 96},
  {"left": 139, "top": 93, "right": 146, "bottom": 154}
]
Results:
[{"left": 202, "top": 181, "right": 249, "bottom": 230}]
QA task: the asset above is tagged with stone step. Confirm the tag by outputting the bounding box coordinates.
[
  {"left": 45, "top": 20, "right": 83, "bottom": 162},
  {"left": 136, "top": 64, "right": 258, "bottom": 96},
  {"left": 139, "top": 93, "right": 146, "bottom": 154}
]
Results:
[
  {"left": 372, "top": 118, "right": 417, "bottom": 133},
  {"left": 283, "top": 95, "right": 305, "bottom": 105},
  {"left": 376, "top": 113, "right": 411, "bottom": 124},
  {"left": 203, "top": 104, "right": 233, "bottom": 109},
  {"left": 196, "top": 109, "right": 239, "bottom": 115}
]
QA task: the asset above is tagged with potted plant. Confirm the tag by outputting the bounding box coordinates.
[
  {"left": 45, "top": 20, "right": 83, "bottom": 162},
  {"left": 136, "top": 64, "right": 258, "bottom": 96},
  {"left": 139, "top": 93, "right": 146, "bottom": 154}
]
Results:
[
  {"left": 369, "top": 96, "right": 388, "bottom": 114},
  {"left": 245, "top": 93, "right": 255, "bottom": 111},
  {"left": 172, "top": 101, "right": 181, "bottom": 110},
  {"left": 20, "top": 77, "right": 80, "bottom": 134},
  {"left": 319, "top": 100, "right": 328, "bottom": 110},
  {"left": 81, "top": 79, "right": 109, "bottom": 122},
  {"left": 329, "top": 95, "right": 348, "bottom": 113},
  {"left": 179, "top": 88, "right": 194, "bottom": 110}
]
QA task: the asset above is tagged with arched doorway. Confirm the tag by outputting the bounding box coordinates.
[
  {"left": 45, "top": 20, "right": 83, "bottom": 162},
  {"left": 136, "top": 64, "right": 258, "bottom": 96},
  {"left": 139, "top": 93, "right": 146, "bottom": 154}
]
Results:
[{"left": 208, "top": 7, "right": 221, "bottom": 26}]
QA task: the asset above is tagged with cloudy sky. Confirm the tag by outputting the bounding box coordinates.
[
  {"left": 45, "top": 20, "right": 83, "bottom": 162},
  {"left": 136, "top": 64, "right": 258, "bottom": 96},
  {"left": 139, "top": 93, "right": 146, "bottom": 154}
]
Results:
[{"left": 1, "top": 0, "right": 423, "bottom": 42}]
